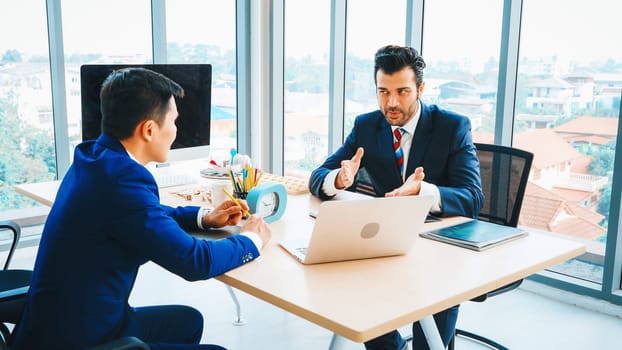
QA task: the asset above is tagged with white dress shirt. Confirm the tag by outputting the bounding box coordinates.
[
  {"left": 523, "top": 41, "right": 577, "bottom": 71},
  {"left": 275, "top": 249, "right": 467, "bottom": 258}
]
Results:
[
  {"left": 125, "top": 150, "right": 262, "bottom": 251},
  {"left": 322, "top": 101, "right": 442, "bottom": 214}
]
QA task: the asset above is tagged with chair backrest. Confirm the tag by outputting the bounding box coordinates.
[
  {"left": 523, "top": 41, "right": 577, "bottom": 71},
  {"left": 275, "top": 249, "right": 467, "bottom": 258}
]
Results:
[
  {"left": 475, "top": 143, "right": 534, "bottom": 228},
  {"left": 0, "top": 221, "right": 25, "bottom": 347},
  {"left": 0, "top": 221, "right": 21, "bottom": 270}
]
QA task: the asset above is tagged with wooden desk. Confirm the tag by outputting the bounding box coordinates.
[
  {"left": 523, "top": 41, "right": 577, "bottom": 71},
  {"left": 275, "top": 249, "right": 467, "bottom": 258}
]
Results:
[
  {"left": 14, "top": 180, "right": 586, "bottom": 349},
  {"left": 14, "top": 180, "right": 60, "bottom": 207}
]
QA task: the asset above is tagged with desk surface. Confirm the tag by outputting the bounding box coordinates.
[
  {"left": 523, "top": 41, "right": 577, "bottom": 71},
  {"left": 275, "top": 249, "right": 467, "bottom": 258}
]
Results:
[{"left": 14, "top": 180, "right": 586, "bottom": 343}]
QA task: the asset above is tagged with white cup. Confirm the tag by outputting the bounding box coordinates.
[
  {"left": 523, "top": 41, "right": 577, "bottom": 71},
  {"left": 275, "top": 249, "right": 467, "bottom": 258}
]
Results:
[{"left": 210, "top": 180, "right": 233, "bottom": 208}]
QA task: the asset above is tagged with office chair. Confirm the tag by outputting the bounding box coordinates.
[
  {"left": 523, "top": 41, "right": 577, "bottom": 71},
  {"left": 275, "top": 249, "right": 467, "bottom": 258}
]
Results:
[
  {"left": 0, "top": 221, "right": 148, "bottom": 350},
  {"left": 447, "top": 143, "right": 534, "bottom": 350},
  {"left": 0, "top": 220, "right": 32, "bottom": 348}
]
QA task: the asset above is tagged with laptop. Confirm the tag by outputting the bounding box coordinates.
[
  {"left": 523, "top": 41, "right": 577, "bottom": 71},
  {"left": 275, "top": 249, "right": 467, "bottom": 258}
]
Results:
[{"left": 280, "top": 195, "right": 434, "bottom": 264}]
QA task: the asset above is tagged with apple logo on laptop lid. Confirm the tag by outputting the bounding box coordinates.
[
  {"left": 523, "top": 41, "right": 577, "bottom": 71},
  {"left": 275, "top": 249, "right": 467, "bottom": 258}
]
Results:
[{"left": 360, "top": 222, "right": 380, "bottom": 239}]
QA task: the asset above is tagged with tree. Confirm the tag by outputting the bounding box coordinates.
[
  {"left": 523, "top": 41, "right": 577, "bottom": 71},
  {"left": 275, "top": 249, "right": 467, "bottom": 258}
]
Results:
[
  {"left": 589, "top": 141, "right": 615, "bottom": 177},
  {"left": 588, "top": 140, "right": 616, "bottom": 224},
  {"left": 598, "top": 185, "right": 611, "bottom": 226},
  {"left": 1, "top": 49, "right": 22, "bottom": 63},
  {"left": 0, "top": 92, "right": 56, "bottom": 211}
]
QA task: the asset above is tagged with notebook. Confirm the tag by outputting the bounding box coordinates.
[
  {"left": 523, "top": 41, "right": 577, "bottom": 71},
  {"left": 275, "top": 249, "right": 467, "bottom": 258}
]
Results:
[
  {"left": 420, "top": 219, "right": 528, "bottom": 251},
  {"left": 280, "top": 195, "right": 434, "bottom": 264}
]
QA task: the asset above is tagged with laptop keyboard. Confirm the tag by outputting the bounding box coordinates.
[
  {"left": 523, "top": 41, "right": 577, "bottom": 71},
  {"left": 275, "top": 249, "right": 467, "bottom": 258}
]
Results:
[{"left": 296, "top": 247, "right": 308, "bottom": 256}]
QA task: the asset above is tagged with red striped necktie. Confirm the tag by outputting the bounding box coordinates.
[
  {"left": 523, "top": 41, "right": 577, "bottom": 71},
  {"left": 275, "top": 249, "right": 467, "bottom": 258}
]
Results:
[{"left": 393, "top": 128, "right": 406, "bottom": 176}]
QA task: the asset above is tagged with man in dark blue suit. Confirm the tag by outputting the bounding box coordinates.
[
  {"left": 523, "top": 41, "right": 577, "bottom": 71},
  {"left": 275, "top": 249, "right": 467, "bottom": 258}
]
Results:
[
  {"left": 309, "top": 45, "right": 484, "bottom": 349},
  {"left": 12, "top": 68, "right": 271, "bottom": 350}
]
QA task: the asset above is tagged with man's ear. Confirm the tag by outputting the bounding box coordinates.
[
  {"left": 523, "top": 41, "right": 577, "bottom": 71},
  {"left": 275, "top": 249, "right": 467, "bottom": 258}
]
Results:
[
  {"left": 138, "top": 119, "right": 156, "bottom": 142},
  {"left": 418, "top": 80, "right": 426, "bottom": 96}
]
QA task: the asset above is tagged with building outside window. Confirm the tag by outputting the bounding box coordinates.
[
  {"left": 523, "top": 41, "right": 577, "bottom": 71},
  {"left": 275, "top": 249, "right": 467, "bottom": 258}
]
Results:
[
  {"left": 0, "top": 1, "right": 55, "bottom": 213},
  {"left": 343, "top": 0, "right": 407, "bottom": 140},
  {"left": 61, "top": 0, "right": 153, "bottom": 159},
  {"left": 166, "top": 0, "right": 237, "bottom": 162},
  {"left": 283, "top": 0, "right": 331, "bottom": 177},
  {"left": 422, "top": 0, "right": 503, "bottom": 137},
  {"left": 511, "top": 0, "right": 622, "bottom": 285}
]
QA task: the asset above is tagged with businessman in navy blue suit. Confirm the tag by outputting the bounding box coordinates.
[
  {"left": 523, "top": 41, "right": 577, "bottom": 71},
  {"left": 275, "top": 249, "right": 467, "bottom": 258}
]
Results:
[
  {"left": 309, "top": 45, "right": 483, "bottom": 350},
  {"left": 12, "top": 68, "right": 271, "bottom": 350}
]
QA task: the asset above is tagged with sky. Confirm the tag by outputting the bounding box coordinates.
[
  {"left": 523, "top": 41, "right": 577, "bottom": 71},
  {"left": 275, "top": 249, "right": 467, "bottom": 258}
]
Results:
[{"left": 1, "top": 0, "right": 621, "bottom": 64}]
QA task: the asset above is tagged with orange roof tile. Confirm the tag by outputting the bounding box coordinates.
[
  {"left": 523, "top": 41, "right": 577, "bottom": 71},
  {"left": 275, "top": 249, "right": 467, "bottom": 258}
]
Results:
[
  {"left": 519, "top": 194, "right": 563, "bottom": 230},
  {"left": 554, "top": 116, "right": 618, "bottom": 138},
  {"left": 550, "top": 187, "right": 592, "bottom": 203},
  {"left": 472, "top": 130, "right": 583, "bottom": 170},
  {"left": 570, "top": 155, "right": 591, "bottom": 174},
  {"left": 549, "top": 216, "right": 605, "bottom": 240},
  {"left": 518, "top": 182, "right": 605, "bottom": 240},
  {"left": 564, "top": 135, "right": 612, "bottom": 146},
  {"left": 513, "top": 129, "right": 583, "bottom": 169}
]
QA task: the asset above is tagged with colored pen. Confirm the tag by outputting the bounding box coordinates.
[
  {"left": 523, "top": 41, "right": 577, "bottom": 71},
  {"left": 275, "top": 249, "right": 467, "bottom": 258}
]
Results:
[{"left": 222, "top": 188, "right": 251, "bottom": 217}]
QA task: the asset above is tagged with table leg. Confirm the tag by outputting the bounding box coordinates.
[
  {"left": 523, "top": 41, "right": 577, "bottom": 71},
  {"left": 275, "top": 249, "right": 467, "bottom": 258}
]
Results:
[
  {"left": 328, "top": 333, "right": 352, "bottom": 350},
  {"left": 419, "top": 315, "right": 445, "bottom": 350},
  {"left": 225, "top": 285, "right": 247, "bottom": 325}
]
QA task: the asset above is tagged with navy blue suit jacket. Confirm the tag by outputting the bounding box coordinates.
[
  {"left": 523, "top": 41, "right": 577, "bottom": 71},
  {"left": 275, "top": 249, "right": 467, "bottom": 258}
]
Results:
[
  {"left": 309, "top": 102, "right": 483, "bottom": 218},
  {"left": 12, "top": 134, "right": 259, "bottom": 349}
]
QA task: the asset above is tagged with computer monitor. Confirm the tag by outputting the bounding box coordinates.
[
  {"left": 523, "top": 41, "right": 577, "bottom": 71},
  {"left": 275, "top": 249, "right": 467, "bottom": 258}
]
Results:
[{"left": 80, "top": 64, "right": 212, "bottom": 163}]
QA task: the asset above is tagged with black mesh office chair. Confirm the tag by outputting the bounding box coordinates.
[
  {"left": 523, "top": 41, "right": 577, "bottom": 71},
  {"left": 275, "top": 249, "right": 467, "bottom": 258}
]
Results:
[
  {"left": 448, "top": 143, "right": 534, "bottom": 350},
  {"left": 0, "top": 220, "right": 32, "bottom": 349}
]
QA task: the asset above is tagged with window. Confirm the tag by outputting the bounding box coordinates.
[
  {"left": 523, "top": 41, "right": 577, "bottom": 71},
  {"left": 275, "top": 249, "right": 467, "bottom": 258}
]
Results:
[
  {"left": 422, "top": 0, "right": 503, "bottom": 139},
  {"left": 166, "top": 0, "right": 237, "bottom": 162},
  {"left": 514, "top": 0, "right": 622, "bottom": 285},
  {"left": 3, "top": 0, "right": 622, "bottom": 305},
  {"left": 283, "top": 0, "right": 331, "bottom": 177},
  {"left": 343, "top": 0, "right": 407, "bottom": 138},
  {"left": 0, "top": 1, "right": 55, "bottom": 212},
  {"left": 61, "top": 0, "right": 152, "bottom": 156}
]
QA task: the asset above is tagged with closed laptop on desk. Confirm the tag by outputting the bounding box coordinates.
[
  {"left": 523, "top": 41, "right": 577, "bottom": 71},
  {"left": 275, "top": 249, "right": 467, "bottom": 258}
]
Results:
[{"left": 280, "top": 195, "right": 434, "bottom": 264}]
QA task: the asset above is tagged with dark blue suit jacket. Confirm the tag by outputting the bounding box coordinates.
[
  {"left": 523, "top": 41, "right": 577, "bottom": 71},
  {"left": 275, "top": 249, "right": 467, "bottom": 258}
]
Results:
[
  {"left": 309, "top": 102, "right": 483, "bottom": 218},
  {"left": 12, "top": 134, "right": 259, "bottom": 350}
]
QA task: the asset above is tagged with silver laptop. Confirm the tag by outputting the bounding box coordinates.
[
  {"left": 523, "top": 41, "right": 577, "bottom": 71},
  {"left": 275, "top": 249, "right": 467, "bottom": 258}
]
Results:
[{"left": 280, "top": 195, "right": 434, "bottom": 264}]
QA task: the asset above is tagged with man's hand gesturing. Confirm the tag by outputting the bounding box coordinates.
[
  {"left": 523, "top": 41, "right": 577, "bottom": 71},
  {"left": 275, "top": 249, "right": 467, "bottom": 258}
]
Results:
[
  {"left": 335, "top": 147, "right": 364, "bottom": 189},
  {"left": 385, "top": 166, "right": 425, "bottom": 197}
]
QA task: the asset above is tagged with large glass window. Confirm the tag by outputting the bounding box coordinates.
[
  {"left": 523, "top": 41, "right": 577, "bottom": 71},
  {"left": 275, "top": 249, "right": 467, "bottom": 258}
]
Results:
[
  {"left": 3, "top": 0, "right": 622, "bottom": 303},
  {"left": 422, "top": 0, "right": 503, "bottom": 140},
  {"left": 62, "top": 0, "right": 152, "bottom": 156},
  {"left": 283, "top": 0, "right": 331, "bottom": 177},
  {"left": 166, "top": 0, "right": 237, "bottom": 162},
  {"left": 343, "top": 0, "right": 407, "bottom": 138},
  {"left": 0, "top": 1, "right": 55, "bottom": 212},
  {"left": 514, "top": 0, "right": 622, "bottom": 284}
]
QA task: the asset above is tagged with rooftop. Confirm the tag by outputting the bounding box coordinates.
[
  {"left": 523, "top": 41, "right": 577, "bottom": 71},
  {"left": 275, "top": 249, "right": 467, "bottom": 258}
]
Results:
[{"left": 555, "top": 116, "right": 618, "bottom": 138}]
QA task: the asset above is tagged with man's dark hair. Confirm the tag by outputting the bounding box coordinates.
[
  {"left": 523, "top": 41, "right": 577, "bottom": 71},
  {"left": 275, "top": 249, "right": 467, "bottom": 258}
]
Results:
[
  {"left": 374, "top": 45, "right": 426, "bottom": 88},
  {"left": 100, "top": 67, "right": 184, "bottom": 140}
]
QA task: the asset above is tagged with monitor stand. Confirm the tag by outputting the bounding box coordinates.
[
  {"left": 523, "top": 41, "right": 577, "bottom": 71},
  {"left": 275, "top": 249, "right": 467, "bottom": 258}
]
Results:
[{"left": 146, "top": 161, "right": 200, "bottom": 188}]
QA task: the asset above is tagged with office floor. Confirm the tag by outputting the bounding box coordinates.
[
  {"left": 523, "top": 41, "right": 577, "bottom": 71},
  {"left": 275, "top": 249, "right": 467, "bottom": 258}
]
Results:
[{"left": 10, "top": 244, "right": 622, "bottom": 350}]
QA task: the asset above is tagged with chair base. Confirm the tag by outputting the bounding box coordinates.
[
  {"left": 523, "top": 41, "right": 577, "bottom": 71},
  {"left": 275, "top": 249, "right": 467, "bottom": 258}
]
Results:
[{"left": 452, "top": 328, "right": 509, "bottom": 350}]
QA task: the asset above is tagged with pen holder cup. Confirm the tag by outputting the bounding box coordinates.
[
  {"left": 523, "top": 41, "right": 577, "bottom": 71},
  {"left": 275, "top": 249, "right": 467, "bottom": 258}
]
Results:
[{"left": 234, "top": 191, "right": 248, "bottom": 200}]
